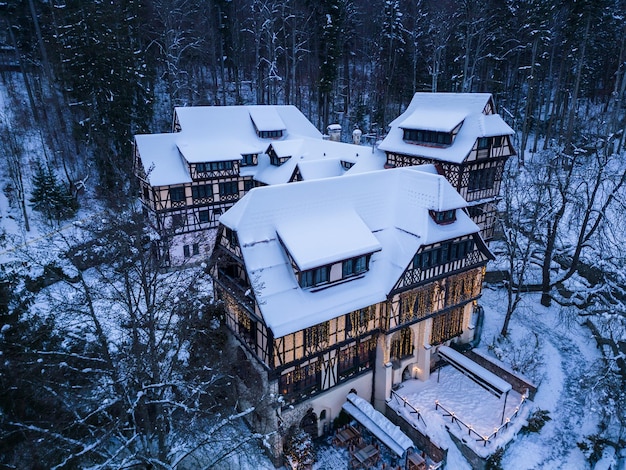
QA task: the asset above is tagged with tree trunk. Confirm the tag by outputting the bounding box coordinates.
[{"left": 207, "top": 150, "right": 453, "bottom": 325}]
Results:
[{"left": 563, "top": 16, "right": 590, "bottom": 153}]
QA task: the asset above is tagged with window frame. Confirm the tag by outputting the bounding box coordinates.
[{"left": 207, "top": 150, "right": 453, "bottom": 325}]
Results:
[
  {"left": 403, "top": 128, "right": 453, "bottom": 146},
  {"left": 299, "top": 266, "right": 330, "bottom": 288},
  {"left": 191, "top": 184, "right": 213, "bottom": 200},
  {"left": 169, "top": 186, "right": 186, "bottom": 203},
  {"left": 219, "top": 181, "right": 239, "bottom": 196}
]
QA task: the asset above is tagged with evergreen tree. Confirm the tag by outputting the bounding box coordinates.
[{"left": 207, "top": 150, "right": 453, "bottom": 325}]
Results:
[{"left": 29, "top": 161, "right": 77, "bottom": 224}]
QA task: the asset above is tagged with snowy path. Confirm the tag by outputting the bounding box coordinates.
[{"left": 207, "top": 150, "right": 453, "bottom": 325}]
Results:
[{"left": 481, "top": 289, "right": 601, "bottom": 470}]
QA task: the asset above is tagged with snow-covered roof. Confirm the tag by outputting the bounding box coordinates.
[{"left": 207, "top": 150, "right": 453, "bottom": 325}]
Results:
[
  {"left": 343, "top": 393, "right": 414, "bottom": 457},
  {"left": 254, "top": 138, "right": 386, "bottom": 185},
  {"left": 174, "top": 105, "right": 320, "bottom": 140},
  {"left": 175, "top": 139, "right": 254, "bottom": 163},
  {"left": 379, "top": 92, "right": 514, "bottom": 164},
  {"left": 219, "top": 166, "right": 480, "bottom": 337},
  {"left": 248, "top": 105, "right": 287, "bottom": 132},
  {"left": 134, "top": 134, "right": 192, "bottom": 186},
  {"left": 400, "top": 109, "right": 466, "bottom": 133},
  {"left": 277, "top": 211, "right": 382, "bottom": 270},
  {"left": 136, "top": 105, "right": 324, "bottom": 187}
]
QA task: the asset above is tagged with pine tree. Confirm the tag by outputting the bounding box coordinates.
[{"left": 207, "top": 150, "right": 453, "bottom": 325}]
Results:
[{"left": 29, "top": 161, "right": 77, "bottom": 224}]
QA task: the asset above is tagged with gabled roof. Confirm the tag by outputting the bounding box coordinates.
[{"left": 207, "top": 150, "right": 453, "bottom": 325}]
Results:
[
  {"left": 174, "top": 105, "right": 320, "bottom": 140},
  {"left": 254, "top": 138, "right": 386, "bottom": 185},
  {"left": 135, "top": 105, "right": 323, "bottom": 187},
  {"left": 219, "top": 166, "right": 481, "bottom": 338},
  {"left": 134, "top": 134, "right": 192, "bottom": 186},
  {"left": 378, "top": 92, "right": 514, "bottom": 164},
  {"left": 248, "top": 105, "right": 287, "bottom": 132},
  {"left": 277, "top": 210, "right": 382, "bottom": 270}
]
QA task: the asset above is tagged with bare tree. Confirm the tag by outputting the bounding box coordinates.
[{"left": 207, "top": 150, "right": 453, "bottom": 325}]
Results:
[
  {"left": 497, "top": 159, "right": 545, "bottom": 336},
  {"left": 0, "top": 210, "right": 267, "bottom": 468},
  {"left": 0, "top": 112, "right": 30, "bottom": 232}
]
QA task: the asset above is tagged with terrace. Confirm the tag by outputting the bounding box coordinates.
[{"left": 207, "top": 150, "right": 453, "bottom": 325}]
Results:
[{"left": 387, "top": 359, "right": 532, "bottom": 461}]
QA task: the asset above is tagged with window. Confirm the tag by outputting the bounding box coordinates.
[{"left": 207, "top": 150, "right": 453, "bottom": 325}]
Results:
[
  {"left": 412, "top": 239, "right": 475, "bottom": 269},
  {"left": 224, "top": 227, "right": 238, "bottom": 246},
  {"left": 358, "top": 338, "right": 376, "bottom": 366},
  {"left": 305, "top": 322, "right": 329, "bottom": 348},
  {"left": 348, "top": 308, "right": 374, "bottom": 334},
  {"left": 243, "top": 179, "right": 254, "bottom": 192},
  {"left": 341, "top": 160, "right": 354, "bottom": 170},
  {"left": 191, "top": 184, "right": 213, "bottom": 200},
  {"left": 269, "top": 153, "right": 283, "bottom": 166},
  {"left": 183, "top": 243, "right": 199, "bottom": 258},
  {"left": 219, "top": 181, "right": 239, "bottom": 196},
  {"left": 468, "top": 167, "right": 497, "bottom": 192},
  {"left": 477, "top": 137, "right": 491, "bottom": 150},
  {"left": 171, "top": 213, "right": 184, "bottom": 228},
  {"left": 279, "top": 363, "right": 319, "bottom": 397},
  {"left": 169, "top": 186, "right": 185, "bottom": 203},
  {"left": 430, "top": 209, "right": 456, "bottom": 225},
  {"left": 299, "top": 266, "right": 329, "bottom": 288},
  {"left": 199, "top": 210, "right": 209, "bottom": 223},
  {"left": 197, "top": 161, "right": 234, "bottom": 172},
  {"left": 493, "top": 135, "right": 503, "bottom": 147},
  {"left": 403, "top": 129, "right": 452, "bottom": 146},
  {"left": 314, "top": 267, "right": 329, "bottom": 284},
  {"left": 258, "top": 129, "right": 284, "bottom": 138},
  {"left": 241, "top": 154, "right": 256, "bottom": 166},
  {"left": 342, "top": 255, "right": 368, "bottom": 278},
  {"left": 338, "top": 345, "right": 357, "bottom": 377}
]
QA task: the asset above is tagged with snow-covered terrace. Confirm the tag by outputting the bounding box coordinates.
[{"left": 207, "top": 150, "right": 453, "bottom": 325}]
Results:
[{"left": 387, "top": 365, "right": 531, "bottom": 459}]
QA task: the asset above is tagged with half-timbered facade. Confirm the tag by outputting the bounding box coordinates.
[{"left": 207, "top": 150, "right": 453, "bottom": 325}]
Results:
[
  {"left": 134, "top": 105, "right": 324, "bottom": 264},
  {"left": 210, "top": 166, "right": 493, "bottom": 460},
  {"left": 379, "top": 93, "right": 516, "bottom": 242},
  {"left": 134, "top": 105, "right": 387, "bottom": 265}
]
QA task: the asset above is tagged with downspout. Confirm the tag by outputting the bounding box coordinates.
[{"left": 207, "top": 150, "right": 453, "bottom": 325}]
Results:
[{"left": 469, "top": 304, "right": 484, "bottom": 349}]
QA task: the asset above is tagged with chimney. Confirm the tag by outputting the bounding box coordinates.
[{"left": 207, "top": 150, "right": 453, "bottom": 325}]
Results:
[
  {"left": 327, "top": 124, "right": 341, "bottom": 142},
  {"left": 352, "top": 128, "right": 362, "bottom": 145}
]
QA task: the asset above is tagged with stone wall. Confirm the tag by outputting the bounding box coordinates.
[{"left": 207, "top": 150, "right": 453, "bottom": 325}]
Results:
[
  {"left": 384, "top": 405, "right": 447, "bottom": 465},
  {"left": 464, "top": 349, "right": 537, "bottom": 399}
]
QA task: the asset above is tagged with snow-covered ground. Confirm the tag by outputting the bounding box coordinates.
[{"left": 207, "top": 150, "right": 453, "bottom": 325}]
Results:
[{"left": 479, "top": 286, "right": 605, "bottom": 470}]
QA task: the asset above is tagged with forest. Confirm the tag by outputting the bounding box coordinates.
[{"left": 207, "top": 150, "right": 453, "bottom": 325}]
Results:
[{"left": 0, "top": 0, "right": 625, "bottom": 468}]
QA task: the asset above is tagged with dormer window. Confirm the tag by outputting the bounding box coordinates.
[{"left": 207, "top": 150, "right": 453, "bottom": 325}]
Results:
[
  {"left": 258, "top": 129, "right": 284, "bottom": 139},
  {"left": 299, "top": 266, "right": 330, "bottom": 288},
  {"left": 341, "top": 160, "right": 355, "bottom": 170},
  {"left": 249, "top": 107, "right": 286, "bottom": 139},
  {"left": 430, "top": 209, "right": 456, "bottom": 225},
  {"left": 241, "top": 154, "right": 257, "bottom": 166},
  {"left": 403, "top": 129, "right": 452, "bottom": 146},
  {"left": 342, "top": 255, "right": 369, "bottom": 278},
  {"left": 268, "top": 147, "right": 290, "bottom": 166}
]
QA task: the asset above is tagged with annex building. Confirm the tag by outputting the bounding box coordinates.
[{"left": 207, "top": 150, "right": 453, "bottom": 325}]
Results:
[
  {"left": 379, "top": 93, "right": 515, "bottom": 242},
  {"left": 133, "top": 105, "right": 384, "bottom": 265}
]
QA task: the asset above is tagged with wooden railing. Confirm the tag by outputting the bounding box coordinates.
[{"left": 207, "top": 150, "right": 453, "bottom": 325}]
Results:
[
  {"left": 434, "top": 392, "right": 528, "bottom": 446},
  {"left": 389, "top": 389, "right": 427, "bottom": 427}
]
